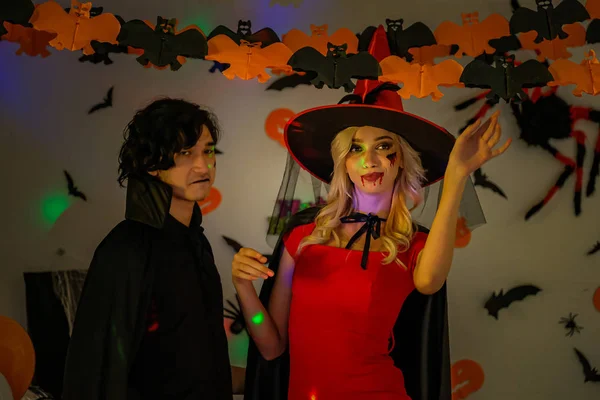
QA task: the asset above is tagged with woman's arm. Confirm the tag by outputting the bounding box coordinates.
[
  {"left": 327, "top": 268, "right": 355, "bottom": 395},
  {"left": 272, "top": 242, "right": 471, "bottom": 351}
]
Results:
[
  {"left": 413, "top": 110, "right": 510, "bottom": 294},
  {"left": 412, "top": 173, "right": 467, "bottom": 294},
  {"left": 233, "top": 247, "right": 295, "bottom": 360}
]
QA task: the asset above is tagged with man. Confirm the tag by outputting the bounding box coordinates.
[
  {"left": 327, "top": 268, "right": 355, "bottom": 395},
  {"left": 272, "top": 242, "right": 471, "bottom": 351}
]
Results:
[{"left": 63, "top": 98, "right": 233, "bottom": 400}]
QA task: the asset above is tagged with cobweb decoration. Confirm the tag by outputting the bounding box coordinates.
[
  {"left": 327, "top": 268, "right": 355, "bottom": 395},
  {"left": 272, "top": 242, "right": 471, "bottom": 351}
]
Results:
[{"left": 52, "top": 270, "right": 88, "bottom": 335}]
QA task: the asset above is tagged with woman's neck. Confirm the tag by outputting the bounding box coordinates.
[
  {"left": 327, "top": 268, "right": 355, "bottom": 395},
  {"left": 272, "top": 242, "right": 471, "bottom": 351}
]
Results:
[{"left": 351, "top": 187, "right": 393, "bottom": 219}]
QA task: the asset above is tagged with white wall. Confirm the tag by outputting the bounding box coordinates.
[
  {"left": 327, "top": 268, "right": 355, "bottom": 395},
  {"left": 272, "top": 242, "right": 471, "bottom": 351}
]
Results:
[{"left": 0, "top": 0, "right": 599, "bottom": 399}]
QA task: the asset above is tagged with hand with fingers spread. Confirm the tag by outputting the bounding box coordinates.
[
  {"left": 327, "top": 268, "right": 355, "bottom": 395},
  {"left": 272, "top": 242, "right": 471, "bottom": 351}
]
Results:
[
  {"left": 232, "top": 247, "right": 274, "bottom": 285},
  {"left": 448, "top": 109, "right": 512, "bottom": 179}
]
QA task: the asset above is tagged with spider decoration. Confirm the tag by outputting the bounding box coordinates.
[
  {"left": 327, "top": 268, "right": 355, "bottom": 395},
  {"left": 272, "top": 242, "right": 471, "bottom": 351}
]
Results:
[
  {"left": 510, "top": 86, "right": 600, "bottom": 219},
  {"left": 224, "top": 294, "right": 246, "bottom": 335},
  {"left": 456, "top": 83, "right": 600, "bottom": 218},
  {"left": 559, "top": 312, "right": 583, "bottom": 337}
]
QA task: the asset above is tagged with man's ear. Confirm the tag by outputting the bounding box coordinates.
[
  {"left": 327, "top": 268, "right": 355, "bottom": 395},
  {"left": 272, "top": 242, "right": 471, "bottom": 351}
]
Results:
[{"left": 148, "top": 170, "right": 159, "bottom": 177}]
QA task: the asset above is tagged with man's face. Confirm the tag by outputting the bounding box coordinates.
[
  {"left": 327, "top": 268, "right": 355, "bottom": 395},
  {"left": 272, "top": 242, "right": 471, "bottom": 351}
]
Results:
[{"left": 153, "top": 125, "right": 216, "bottom": 202}]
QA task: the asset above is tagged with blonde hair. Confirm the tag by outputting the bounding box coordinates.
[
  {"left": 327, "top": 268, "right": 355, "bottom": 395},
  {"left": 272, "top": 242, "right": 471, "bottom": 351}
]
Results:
[{"left": 297, "top": 126, "right": 426, "bottom": 266}]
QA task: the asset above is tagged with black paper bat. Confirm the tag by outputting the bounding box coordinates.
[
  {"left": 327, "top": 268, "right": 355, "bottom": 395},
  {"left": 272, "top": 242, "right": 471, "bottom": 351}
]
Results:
[
  {"left": 357, "top": 19, "right": 436, "bottom": 62},
  {"left": 78, "top": 15, "right": 128, "bottom": 65},
  {"left": 224, "top": 295, "right": 246, "bottom": 335},
  {"left": 265, "top": 72, "right": 315, "bottom": 91},
  {"left": 0, "top": 0, "right": 34, "bottom": 36},
  {"left": 64, "top": 170, "right": 87, "bottom": 201},
  {"left": 288, "top": 43, "right": 381, "bottom": 92},
  {"left": 209, "top": 61, "right": 229, "bottom": 73},
  {"left": 88, "top": 86, "right": 113, "bottom": 114},
  {"left": 207, "top": 20, "right": 280, "bottom": 48},
  {"left": 460, "top": 55, "right": 553, "bottom": 103},
  {"left": 574, "top": 348, "right": 600, "bottom": 383},
  {"left": 222, "top": 235, "right": 272, "bottom": 263},
  {"left": 484, "top": 284, "right": 541, "bottom": 319},
  {"left": 473, "top": 168, "right": 507, "bottom": 199},
  {"left": 586, "top": 18, "right": 600, "bottom": 44},
  {"left": 587, "top": 241, "right": 600, "bottom": 256},
  {"left": 215, "top": 148, "right": 223, "bottom": 154},
  {"left": 510, "top": 0, "right": 589, "bottom": 43},
  {"left": 117, "top": 16, "right": 208, "bottom": 71}
]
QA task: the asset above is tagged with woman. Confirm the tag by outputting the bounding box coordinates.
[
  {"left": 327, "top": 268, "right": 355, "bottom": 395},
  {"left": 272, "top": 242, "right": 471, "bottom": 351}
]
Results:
[{"left": 233, "top": 32, "right": 510, "bottom": 400}]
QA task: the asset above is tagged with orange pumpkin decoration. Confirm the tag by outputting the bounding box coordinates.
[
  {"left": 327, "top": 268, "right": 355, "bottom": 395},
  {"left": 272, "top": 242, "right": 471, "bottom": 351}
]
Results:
[
  {"left": 454, "top": 216, "right": 472, "bottom": 248},
  {"left": 197, "top": 187, "right": 222, "bottom": 215},
  {"left": 265, "top": 108, "right": 296, "bottom": 148},
  {"left": 451, "top": 359, "right": 485, "bottom": 400},
  {"left": 593, "top": 287, "right": 600, "bottom": 313}
]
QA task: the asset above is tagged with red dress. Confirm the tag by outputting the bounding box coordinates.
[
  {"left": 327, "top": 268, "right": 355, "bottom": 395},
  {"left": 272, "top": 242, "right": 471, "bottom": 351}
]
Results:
[{"left": 283, "top": 222, "right": 427, "bottom": 400}]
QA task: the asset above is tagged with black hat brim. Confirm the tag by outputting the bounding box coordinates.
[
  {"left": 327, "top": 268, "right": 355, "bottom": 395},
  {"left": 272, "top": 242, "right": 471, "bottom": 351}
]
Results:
[{"left": 284, "top": 104, "right": 455, "bottom": 185}]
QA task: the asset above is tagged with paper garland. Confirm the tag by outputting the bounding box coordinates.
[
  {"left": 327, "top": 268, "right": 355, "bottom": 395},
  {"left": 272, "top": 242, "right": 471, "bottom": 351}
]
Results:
[{"left": 3, "top": 0, "right": 600, "bottom": 100}]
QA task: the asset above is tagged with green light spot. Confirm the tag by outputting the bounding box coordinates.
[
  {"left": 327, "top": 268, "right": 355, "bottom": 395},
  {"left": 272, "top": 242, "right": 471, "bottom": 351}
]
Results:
[
  {"left": 41, "top": 193, "right": 70, "bottom": 227},
  {"left": 251, "top": 312, "right": 264, "bottom": 325}
]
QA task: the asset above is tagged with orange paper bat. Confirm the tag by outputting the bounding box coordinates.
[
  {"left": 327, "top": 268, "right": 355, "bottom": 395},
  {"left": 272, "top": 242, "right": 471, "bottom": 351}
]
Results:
[
  {"left": 587, "top": 0, "right": 600, "bottom": 19},
  {"left": 548, "top": 49, "right": 600, "bottom": 96},
  {"left": 206, "top": 35, "right": 293, "bottom": 82},
  {"left": 379, "top": 55, "right": 464, "bottom": 101},
  {"left": 434, "top": 12, "right": 510, "bottom": 57},
  {"left": 519, "top": 23, "right": 586, "bottom": 61},
  {"left": 282, "top": 24, "right": 358, "bottom": 55},
  {"left": 1, "top": 22, "right": 57, "bottom": 57},
  {"left": 29, "top": 0, "right": 120, "bottom": 55},
  {"left": 408, "top": 44, "right": 453, "bottom": 66}
]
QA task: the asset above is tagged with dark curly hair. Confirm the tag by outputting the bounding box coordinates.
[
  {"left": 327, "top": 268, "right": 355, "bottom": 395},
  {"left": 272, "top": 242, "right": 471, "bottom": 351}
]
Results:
[{"left": 117, "top": 98, "right": 221, "bottom": 186}]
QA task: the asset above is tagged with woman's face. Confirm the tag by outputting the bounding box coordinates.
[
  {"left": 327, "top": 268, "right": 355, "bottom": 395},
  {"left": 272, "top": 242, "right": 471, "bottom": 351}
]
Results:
[{"left": 345, "top": 126, "right": 402, "bottom": 194}]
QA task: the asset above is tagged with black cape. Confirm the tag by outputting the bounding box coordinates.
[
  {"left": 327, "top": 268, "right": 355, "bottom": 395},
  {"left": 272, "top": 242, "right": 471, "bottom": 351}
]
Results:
[
  {"left": 244, "top": 206, "right": 452, "bottom": 400},
  {"left": 62, "top": 174, "right": 232, "bottom": 400}
]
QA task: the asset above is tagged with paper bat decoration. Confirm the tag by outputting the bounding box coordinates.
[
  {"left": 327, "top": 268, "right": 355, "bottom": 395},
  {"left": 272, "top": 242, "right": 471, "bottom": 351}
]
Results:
[
  {"left": 460, "top": 55, "right": 553, "bottom": 103},
  {"left": 586, "top": 18, "right": 600, "bottom": 43},
  {"left": 288, "top": 43, "right": 381, "bottom": 92},
  {"left": 574, "top": 348, "right": 600, "bottom": 382},
  {"left": 379, "top": 55, "right": 463, "bottom": 101},
  {"left": 88, "top": 86, "right": 113, "bottom": 114},
  {"left": 118, "top": 17, "right": 207, "bottom": 71},
  {"left": 587, "top": 241, "right": 600, "bottom": 255},
  {"left": 473, "top": 168, "right": 507, "bottom": 199},
  {"left": 548, "top": 49, "right": 600, "bottom": 96},
  {"left": 588, "top": 0, "right": 600, "bottom": 18},
  {"left": 282, "top": 24, "right": 358, "bottom": 55},
  {"left": 406, "top": 44, "right": 453, "bottom": 66},
  {"left": 207, "top": 20, "right": 280, "bottom": 48},
  {"left": 357, "top": 19, "right": 437, "bottom": 62},
  {"left": 509, "top": 0, "right": 589, "bottom": 43},
  {"left": 0, "top": 0, "right": 34, "bottom": 36},
  {"left": 269, "top": 0, "right": 303, "bottom": 7},
  {"left": 205, "top": 36, "right": 292, "bottom": 82},
  {"left": 488, "top": 34, "right": 522, "bottom": 56},
  {"left": 484, "top": 284, "right": 541, "bottom": 319},
  {"left": 519, "top": 23, "right": 585, "bottom": 61},
  {"left": 222, "top": 236, "right": 272, "bottom": 263},
  {"left": 1, "top": 22, "right": 57, "bottom": 58},
  {"left": 78, "top": 15, "right": 128, "bottom": 65},
  {"left": 434, "top": 12, "right": 510, "bottom": 57},
  {"left": 64, "top": 170, "right": 87, "bottom": 201},
  {"left": 29, "top": 0, "right": 121, "bottom": 55},
  {"left": 64, "top": 5, "right": 103, "bottom": 16},
  {"left": 223, "top": 295, "right": 246, "bottom": 335},
  {"left": 265, "top": 72, "right": 315, "bottom": 90},
  {"left": 209, "top": 61, "right": 229, "bottom": 73}
]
